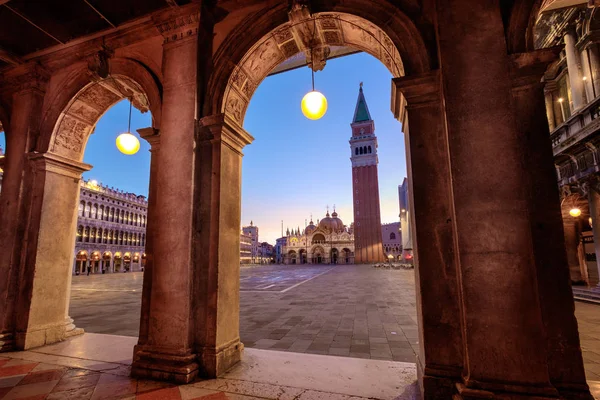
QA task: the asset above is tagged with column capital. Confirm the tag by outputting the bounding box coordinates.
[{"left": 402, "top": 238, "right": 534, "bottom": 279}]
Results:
[
  {"left": 137, "top": 127, "right": 160, "bottom": 150},
  {"left": 152, "top": 3, "right": 201, "bottom": 45},
  {"left": 391, "top": 70, "right": 441, "bottom": 122},
  {"left": 1, "top": 62, "right": 50, "bottom": 96},
  {"left": 28, "top": 152, "right": 91, "bottom": 179},
  {"left": 509, "top": 47, "right": 562, "bottom": 90},
  {"left": 196, "top": 114, "right": 254, "bottom": 155}
]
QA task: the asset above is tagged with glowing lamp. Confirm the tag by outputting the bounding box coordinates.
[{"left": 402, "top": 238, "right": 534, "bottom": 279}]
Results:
[
  {"left": 301, "top": 90, "right": 328, "bottom": 120},
  {"left": 116, "top": 132, "right": 140, "bottom": 155},
  {"left": 569, "top": 208, "right": 582, "bottom": 217}
]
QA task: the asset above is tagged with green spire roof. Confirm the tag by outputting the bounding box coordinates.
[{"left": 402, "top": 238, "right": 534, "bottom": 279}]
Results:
[{"left": 353, "top": 83, "right": 372, "bottom": 123}]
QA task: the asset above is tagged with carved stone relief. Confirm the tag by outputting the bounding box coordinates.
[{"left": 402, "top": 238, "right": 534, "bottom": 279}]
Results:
[
  {"left": 68, "top": 100, "right": 101, "bottom": 125},
  {"left": 222, "top": 12, "right": 405, "bottom": 121},
  {"left": 51, "top": 115, "right": 90, "bottom": 158},
  {"left": 242, "top": 38, "right": 285, "bottom": 82},
  {"left": 77, "top": 84, "right": 121, "bottom": 112}
]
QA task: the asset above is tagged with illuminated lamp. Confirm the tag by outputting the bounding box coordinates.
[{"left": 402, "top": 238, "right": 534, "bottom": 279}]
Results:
[
  {"left": 116, "top": 99, "right": 140, "bottom": 155},
  {"left": 569, "top": 208, "right": 582, "bottom": 217}
]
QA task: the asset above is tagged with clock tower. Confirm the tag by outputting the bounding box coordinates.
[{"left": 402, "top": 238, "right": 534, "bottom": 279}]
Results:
[{"left": 349, "top": 84, "right": 385, "bottom": 263}]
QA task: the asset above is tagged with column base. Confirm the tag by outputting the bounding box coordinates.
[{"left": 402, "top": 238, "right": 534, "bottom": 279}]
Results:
[
  {"left": 454, "top": 382, "right": 562, "bottom": 400},
  {"left": 15, "top": 317, "right": 84, "bottom": 350},
  {"left": 553, "top": 383, "right": 594, "bottom": 400},
  {"left": 0, "top": 332, "right": 15, "bottom": 352},
  {"left": 198, "top": 338, "right": 244, "bottom": 378},
  {"left": 64, "top": 317, "right": 84, "bottom": 339},
  {"left": 418, "top": 355, "right": 462, "bottom": 400},
  {"left": 131, "top": 345, "right": 199, "bottom": 384}
]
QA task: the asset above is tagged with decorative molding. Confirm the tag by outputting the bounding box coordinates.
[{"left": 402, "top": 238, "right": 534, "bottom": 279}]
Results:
[
  {"left": 1, "top": 62, "right": 50, "bottom": 94},
  {"left": 86, "top": 47, "right": 114, "bottom": 81},
  {"left": 28, "top": 152, "right": 92, "bottom": 179},
  {"left": 509, "top": 47, "right": 561, "bottom": 91},
  {"left": 153, "top": 5, "right": 201, "bottom": 44},
  {"left": 137, "top": 127, "right": 160, "bottom": 149},
  {"left": 196, "top": 113, "right": 254, "bottom": 155}
]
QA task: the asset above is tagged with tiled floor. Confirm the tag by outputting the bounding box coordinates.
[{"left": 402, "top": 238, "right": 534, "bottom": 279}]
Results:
[
  {"left": 69, "top": 265, "right": 600, "bottom": 380},
  {"left": 0, "top": 334, "right": 418, "bottom": 400}
]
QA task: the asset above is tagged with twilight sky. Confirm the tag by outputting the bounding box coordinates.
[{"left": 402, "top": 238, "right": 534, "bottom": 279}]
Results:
[{"left": 0, "top": 52, "right": 407, "bottom": 244}]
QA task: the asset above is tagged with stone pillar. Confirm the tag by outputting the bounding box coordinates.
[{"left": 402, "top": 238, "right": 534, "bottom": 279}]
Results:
[
  {"left": 510, "top": 49, "right": 591, "bottom": 399},
  {"left": 588, "top": 43, "right": 600, "bottom": 99},
  {"left": 0, "top": 66, "right": 48, "bottom": 351},
  {"left": 564, "top": 28, "right": 587, "bottom": 111},
  {"left": 391, "top": 71, "right": 464, "bottom": 399},
  {"left": 581, "top": 48, "right": 596, "bottom": 101},
  {"left": 12, "top": 153, "right": 90, "bottom": 349},
  {"left": 544, "top": 91, "right": 556, "bottom": 131},
  {"left": 588, "top": 186, "right": 600, "bottom": 286},
  {"left": 195, "top": 114, "right": 253, "bottom": 377},
  {"left": 131, "top": 5, "right": 200, "bottom": 384},
  {"left": 134, "top": 127, "right": 160, "bottom": 349},
  {"left": 434, "top": 1, "right": 564, "bottom": 397},
  {"left": 564, "top": 218, "right": 584, "bottom": 282}
]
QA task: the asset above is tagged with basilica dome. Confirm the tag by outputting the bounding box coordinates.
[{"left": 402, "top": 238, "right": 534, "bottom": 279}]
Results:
[
  {"left": 318, "top": 211, "right": 345, "bottom": 233},
  {"left": 305, "top": 220, "right": 317, "bottom": 235}
]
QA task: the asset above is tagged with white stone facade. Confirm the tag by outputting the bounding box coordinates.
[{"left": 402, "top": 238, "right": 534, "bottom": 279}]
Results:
[{"left": 73, "top": 179, "right": 147, "bottom": 275}]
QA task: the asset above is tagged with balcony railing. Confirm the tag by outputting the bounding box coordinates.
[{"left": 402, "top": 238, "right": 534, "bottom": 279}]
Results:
[{"left": 551, "top": 95, "right": 600, "bottom": 157}]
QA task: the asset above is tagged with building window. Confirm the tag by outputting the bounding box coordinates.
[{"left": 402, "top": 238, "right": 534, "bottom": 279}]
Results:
[
  {"left": 390, "top": 232, "right": 396, "bottom": 240},
  {"left": 368, "top": 146, "right": 372, "bottom": 154}
]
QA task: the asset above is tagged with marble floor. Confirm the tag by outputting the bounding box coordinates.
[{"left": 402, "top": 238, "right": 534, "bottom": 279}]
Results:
[
  {"left": 0, "top": 333, "right": 419, "bottom": 400},
  {"left": 69, "top": 264, "right": 600, "bottom": 381}
]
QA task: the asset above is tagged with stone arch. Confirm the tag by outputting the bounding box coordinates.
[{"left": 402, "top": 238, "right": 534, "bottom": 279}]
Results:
[
  {"left": 39, "top": 57, "right": 162, "bottom": 162},
  {"left": 207, "top": 2, "right": 434, "bottom": 125},
  {"left": 504, "top": 0, "right": 541, "bottom": 54}
]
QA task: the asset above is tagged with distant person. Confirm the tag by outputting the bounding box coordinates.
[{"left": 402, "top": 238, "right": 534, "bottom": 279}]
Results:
[{"left": 87, "top": 265, "right": 91, "bottom": 276}]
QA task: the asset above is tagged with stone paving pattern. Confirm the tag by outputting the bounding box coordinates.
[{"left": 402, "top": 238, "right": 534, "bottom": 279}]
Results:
[
  {"left": 0, "top": 355, "right": 395, "bottom": 400},
  {"left": 69, "top": 264, "right": 600, "bottom": 380}
]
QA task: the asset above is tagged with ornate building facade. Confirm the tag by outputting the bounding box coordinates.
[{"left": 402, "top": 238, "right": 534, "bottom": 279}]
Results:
[
  {"left": 349, "top": 84, "right": 385, "bottom": 263},
  {"left": 242, "top": 221, "right": 259, "bottom": 263},
  {"left": 282, "top": 211, "right": 401, "bottom": 264},
  {"left": 240, "top": 231, "right": 252, "bottom": 265},
  {"left": 539, "top": 5, "right": 600, "bottom": 287},
  {"left": 73, "top": 179, "right": 147, "bottom": 275},
  {"left": 282, "top": 211, "right": 355, "bottom": 264},
  {"left": 382, "top": 222, "right": 402, "bottom": 260}
]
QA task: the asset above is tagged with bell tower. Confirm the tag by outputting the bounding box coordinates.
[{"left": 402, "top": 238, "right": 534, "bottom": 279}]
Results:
[{"left": 349, "top": 83, "right": 385, "bottom": 263}]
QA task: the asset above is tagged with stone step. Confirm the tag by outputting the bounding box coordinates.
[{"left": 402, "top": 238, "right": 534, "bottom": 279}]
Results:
[{"left": 572, "top": 287, "right": 600, "bottom": 305}]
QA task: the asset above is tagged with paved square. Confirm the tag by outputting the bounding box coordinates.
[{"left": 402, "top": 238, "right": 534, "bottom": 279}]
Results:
[{"left": 68, "top": 264, "right": 600, "bottom": 380}]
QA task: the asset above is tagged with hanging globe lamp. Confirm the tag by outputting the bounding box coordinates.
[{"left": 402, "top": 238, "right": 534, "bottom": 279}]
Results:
[
  {"left": 301, "top": 90, "right": 327, "bottom": 120},
  {"left": 116, "top": 98, "right": 140, "bottom": 155},
  {"left": 301, "top": 17, "right": 327, "bottom": 121},
  {"left": 569, "top": 208, "right": 582, "bottom": 217}
]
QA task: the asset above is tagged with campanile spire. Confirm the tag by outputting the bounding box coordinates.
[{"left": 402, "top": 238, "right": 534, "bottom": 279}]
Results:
[{"left": 349, "top": 84, "right": 385, "bottom": 263}]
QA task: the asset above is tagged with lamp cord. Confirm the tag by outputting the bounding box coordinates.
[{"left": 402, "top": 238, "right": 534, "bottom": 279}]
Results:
[
  {"left": 311, "top": 15, "right": 316, "bottom": 91},
  {"left": 128, "top": 98, "right": 132, "bottom": 133}
]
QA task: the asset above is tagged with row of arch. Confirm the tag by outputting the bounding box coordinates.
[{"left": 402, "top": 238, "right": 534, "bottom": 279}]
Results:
[
  {"left": 287, "top": 247, "right": 354, "bottom": 264},
  {"left": 74, "top": 250, "right": 145, "bottom": 274},
  {"left": 76, "top": 225, "right": 146, "bottom": 246},
  {"left": 79, "top": 201, "right": 147, "bottom": 227},
  {"left": 355, "top": 146, "right": 372, "bottom": 156}
]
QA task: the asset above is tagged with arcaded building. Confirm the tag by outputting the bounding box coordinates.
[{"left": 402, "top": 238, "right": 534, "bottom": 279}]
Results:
[
  {"left": 0, "top": 0, "right": 595, "bottom": 398},
  {"left": 73, "top": 179, "right": 148, "bottom": 275}
]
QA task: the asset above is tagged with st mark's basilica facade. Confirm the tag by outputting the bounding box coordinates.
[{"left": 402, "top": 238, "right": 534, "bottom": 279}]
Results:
[{"left": 282, "top": 211, "right": 355, "bottom": 264}]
